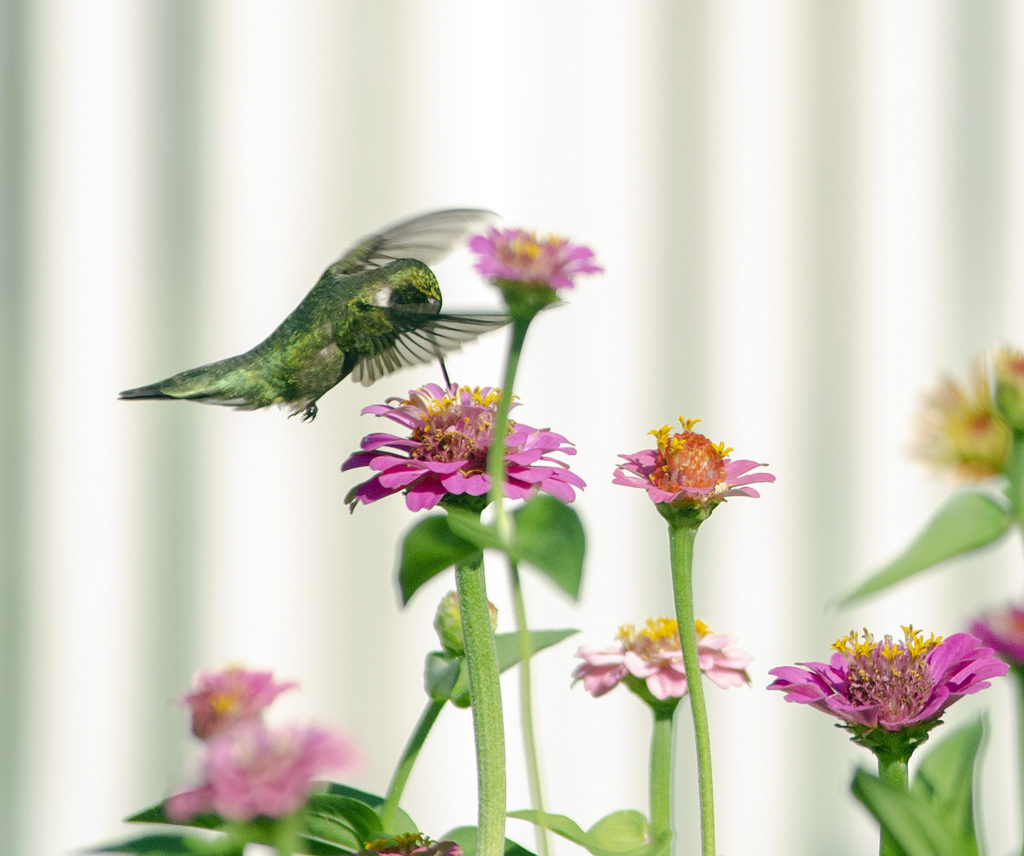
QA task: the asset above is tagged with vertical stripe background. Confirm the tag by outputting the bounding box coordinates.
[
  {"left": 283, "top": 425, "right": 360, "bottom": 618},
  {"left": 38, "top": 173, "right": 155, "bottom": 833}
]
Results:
[{"left": 2, "top": 3, "right": 1022, "bottom": 854}]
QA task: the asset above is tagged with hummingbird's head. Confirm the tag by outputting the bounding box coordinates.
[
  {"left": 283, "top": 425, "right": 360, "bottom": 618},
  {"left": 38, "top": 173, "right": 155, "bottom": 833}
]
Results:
[{"left": 372, "top": 258, "right": 442, "bottom": 312}]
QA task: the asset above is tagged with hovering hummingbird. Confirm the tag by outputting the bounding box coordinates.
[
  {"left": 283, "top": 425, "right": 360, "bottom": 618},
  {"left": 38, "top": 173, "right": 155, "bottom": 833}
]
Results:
[{"left": 119, "top": 208, "right": 507, "bottom": 421}]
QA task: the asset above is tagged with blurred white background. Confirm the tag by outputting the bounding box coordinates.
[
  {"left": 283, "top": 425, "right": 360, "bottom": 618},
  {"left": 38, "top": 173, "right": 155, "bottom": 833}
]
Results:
[{"left": 2, "top": 2, "right": 1024, "bottom": 854}]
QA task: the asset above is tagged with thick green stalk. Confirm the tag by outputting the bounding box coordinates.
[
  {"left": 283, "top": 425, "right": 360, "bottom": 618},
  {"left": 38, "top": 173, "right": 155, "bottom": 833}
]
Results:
[
  {"left": 1012, "top": 665, "right": 1024, "bottom": 856},
  {"left": 648, "top": 704, "right": 675, "bottom": 840},
  {"left": 667, "top": 521, "right": 716, "bottom": 856},
  {"left": 1008, "top": 430, "right": 1024, "bottom": 532},
  {"left": 380, "top": 698, "right": 445, "bottom": 831},
  {"left": 455, "top": 550, "right": 506, "bottom": 856},
  {"left": 875, "top": 753, "right": 909, "bottom": 856}
]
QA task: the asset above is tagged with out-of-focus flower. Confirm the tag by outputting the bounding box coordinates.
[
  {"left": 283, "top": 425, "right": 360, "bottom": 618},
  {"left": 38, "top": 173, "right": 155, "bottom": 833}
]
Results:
[
  {"left": 613, "top": 418, "right": 774, "bottom": 508},
  {"left": 343, "top": 383, "right": 585, "bottom": 512},
  {"left": 573, "top": 618, "right": 752, "bottom": 701},
  {"left": 469, "top": 227, "right": 602, "bottom": 292},
  {"left": 166, "top": 721, "right": 355, "bottom": 822},
  {"left": 363, "top": 833, "right": 462, "bottom": 856},
  {"left": 767, "top": 626, "right": 1007, "bottom": 732},
  {"left": 916, "top": 356, "right": 1010, "bottom": 480},
  {"left": 993, "top": 345, "right": 1024, "bottom": 432},
  {"left": 970, "top": 605, "right": 1024, "bottom": 665},
  {"left": 182, "top": 666, "right": 297, "bottom": 740},
  {"left": 434, "top": 590, "right": 497, "bottom": 656}
]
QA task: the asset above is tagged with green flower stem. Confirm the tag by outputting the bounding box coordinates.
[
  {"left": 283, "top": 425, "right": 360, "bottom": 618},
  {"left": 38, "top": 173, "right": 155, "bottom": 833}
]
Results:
[
  {"left": 484, "top": 311, "right": 551, "bottom": 856},
  {"left": 510, "top": 558, "right": 550, "bottom": 856},
  {"left": 485, "top": 316, "right": 530, "bottom": 545},
  {"left": 1012, "top": 664, "right": 1024, "bottom": 856},
  {"left": 1008, "top": 430, "right": 1024, "bottom": 532},
  {"left": 648, "top": 704, "right": 676, "bottom": 840},
  {"left": 380, "top": 697, "right": 445, "bottom": 831},
  {"left": 667, "top": 519, "right": 715, "bottom": 856},
  {"left": 875, "top": 752, "right": 910, "bottom": 856},
  {"left": 455, "top": 549, "right": 506, "bottom": 856}
]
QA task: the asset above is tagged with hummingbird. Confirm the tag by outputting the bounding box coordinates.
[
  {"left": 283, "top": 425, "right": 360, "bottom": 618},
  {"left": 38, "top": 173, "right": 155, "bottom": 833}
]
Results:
[{"left": 119, "top": 208, "right": 508, "bottom": 421}]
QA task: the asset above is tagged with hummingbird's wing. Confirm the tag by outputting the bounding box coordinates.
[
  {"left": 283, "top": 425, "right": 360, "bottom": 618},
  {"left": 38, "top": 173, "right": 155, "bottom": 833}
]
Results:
[
  {"left": 348, "top": 311, "right": 509, "bottom": 386},
  {"left": 332, "top": 209, "right": 497, "bottom": 274}
]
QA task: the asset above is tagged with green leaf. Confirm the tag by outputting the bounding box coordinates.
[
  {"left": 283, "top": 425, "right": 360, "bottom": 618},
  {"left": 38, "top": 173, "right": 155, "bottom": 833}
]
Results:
[
  {"left": 507, "top": 810, "right": 669, "bottom": 856},
  {"left": 446, "top": 508, "right": 505, "bottom": 551},
  {"left": 840, "top": 492, "right": 1011, "bottom": 605},
  {"left": 851, "top": 770, "right": 977, "bottom": 856},
  {"left": 125, "top": 804, "right": 220, "bottom": 831},
  {"left": 511, "top": 497, "right": 585, "bottom": 599},
  {"left": 89, "top": 834, "right": 240, "bottom": 855},
  {"left": 398, "top": 516, "right": 478, "bottom": 605},
  {"left": 444, "top": 827, "right": 535, "bottom": 856},
  {"left": 321, "top": 783, "right": 417, "bottom": 835},
  {"left": 429, "top": 629, "right": 577, "bottom": 707},
  {"left": 910, "top": 721, "right": 984, "bottom": 846},
  {"left": 300, "top": 794, "right": 383, "bottom": 851}
]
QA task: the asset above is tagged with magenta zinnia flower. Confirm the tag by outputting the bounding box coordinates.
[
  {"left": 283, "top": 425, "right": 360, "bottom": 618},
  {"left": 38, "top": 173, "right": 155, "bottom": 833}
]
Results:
[
  {"left": 181, "top": 666, "right": 297, "bottom": 740},
  {"left": 970, "top": 605, "right": 1024, "bottom": 665},
  {"left": 767, "top": 626, "right": 1008, "bottom": 732},
  {"left": 343, "top": 383, "right": 585, "bottom": 511},
  {"left": 363, "top": 833, "right": 462, "bottom": 856},
  {"left": 469, "top": 226, "right": 602, "bottom": 291},
  {"left": 166, "top": 721, "right": 355, "bottom": 822},
  {"left": 573, "top": 618, "right": 752, "bottom": 701},
  {"left": 613, "top": 418, "right": 774, "bottom": 507}
]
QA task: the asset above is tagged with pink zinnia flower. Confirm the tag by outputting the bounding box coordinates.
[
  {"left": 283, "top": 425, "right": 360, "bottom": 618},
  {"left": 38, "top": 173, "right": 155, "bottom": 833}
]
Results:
[
  {"left": 181, "top": 666, "right": 297, "bottom": 740},
  {"left": 573, "top": 618, "right": 752, "bottom": 701},
  {"left": 767, "top": 626, "right": 1008, "bottom": 732},
  {"left": 469, "top": 227, "right": 602, "bottom": 291},
  {"left": 166, "top": 721, "right": 355, "bottom": 822},
  {"left": 970, "top": 605, "right": 1024, "bottom": 665},
  {"left": 343, "top": 383, "right": 585, "bottom": 512},
  {"left": 613, "top": 418, "right": 774, "bottom": 507}
]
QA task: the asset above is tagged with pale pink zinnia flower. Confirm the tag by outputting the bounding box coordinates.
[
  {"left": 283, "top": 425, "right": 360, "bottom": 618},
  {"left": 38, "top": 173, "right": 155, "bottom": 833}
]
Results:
[
  {"left": 767, "top": 626, "right": 1008, "bottom": 732},
  {"left": 166, "top": 721, "right": 355, "bottom": 822},
  {"left": 613, "top": 418, "right": 774, "bottom": 507},
  {"left": 343, "top": 383, "right": 585, "bottom": 511},
  {"left": 970, "top": 605, "right": 1024, "bottom": 665},
  {"left": 181, "top": 666, "right": 297, "bottom": 740},
  {"left": 573, "top": 618, "right": 752, "bottom": 701},
  {"left": 469, "top": 227, "right": 602, "bottom": 291}
]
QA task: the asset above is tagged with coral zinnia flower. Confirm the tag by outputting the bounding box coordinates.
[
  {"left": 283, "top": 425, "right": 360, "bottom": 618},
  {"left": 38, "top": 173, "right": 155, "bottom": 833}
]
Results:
[
  {"left": 613, "top": 417, "right": 774, "bottom": 507},
  {"left": 573, "top": 618, "right": 752, "bottom": 701},
  {"left": 767, "top": 626, "right": 1007, "bottom": 732},
  {"left": 181, "top": 666, "right": 297, "bottom": 740},
  {"left": 970, "top": 605, "right": 1024, "bottom": 665},
  {"left": 343, "top": 383, "right": 585, "bottom": 511},
  {"left": 166, "top": 721, "right": 355, "bottom": 822},
  {"left": 469, "top": 227, "right": 602, "bottom": 291},
  {"left": 915, "top": 355, "right": 1010, "bottom": 480}
]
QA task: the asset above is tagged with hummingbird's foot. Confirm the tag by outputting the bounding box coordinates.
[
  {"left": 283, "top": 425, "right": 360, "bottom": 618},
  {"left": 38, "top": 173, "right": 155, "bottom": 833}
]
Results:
[{"left": 301, "top": 402, "right": 318, "bottom": 422}]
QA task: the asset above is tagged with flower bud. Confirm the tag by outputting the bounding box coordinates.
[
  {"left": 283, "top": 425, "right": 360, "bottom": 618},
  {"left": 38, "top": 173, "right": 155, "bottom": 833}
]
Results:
[
  {"left": 993, "top": 346, "right": 1024, "bottom": 432},
  {"left": 433, "top": 591, "right": 497, "bottom": 656}
]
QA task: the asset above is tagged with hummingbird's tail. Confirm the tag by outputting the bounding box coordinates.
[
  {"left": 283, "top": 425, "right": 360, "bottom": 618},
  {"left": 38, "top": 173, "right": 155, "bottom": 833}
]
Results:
[{"left": 118, "top": 383, "right": 175, "bottom": 401}]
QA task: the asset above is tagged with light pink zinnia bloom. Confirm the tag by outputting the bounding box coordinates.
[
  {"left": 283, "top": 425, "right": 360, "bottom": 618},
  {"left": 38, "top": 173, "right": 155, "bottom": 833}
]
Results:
[
  {"left": 343, "top": 383, "right": 585, "bottom": 511},
  {"left": 166, "top": 721, "right": 355, "bottom": 822},
  {"left": 970, "top": 605, "right": 1024, "bottom": 665},
  {"left": 613, "top": 418, "right": 774, "bottom": 506},
  {"left": 468, "top": 227, "right": 602, "bottom": 291},
  {"left": 767, "top": 626, "right": 1008, "bottom": 731},
  {"left": 181, "top": 666, "right": 297, "bottom": 740},
  {"left": 573, "top": 618, "right": 752, "bottom": 701}
]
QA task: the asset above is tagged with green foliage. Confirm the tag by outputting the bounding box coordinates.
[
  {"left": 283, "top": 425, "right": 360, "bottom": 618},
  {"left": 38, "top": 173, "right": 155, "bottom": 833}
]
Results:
[
  {"left": 840, "top": 492, "right": 1011, "bottom": 605},
  {"left": 425, "top": 628, "right": 578, "bottom": 707},
  {"left": 398, "top": 515, "right": 479, "bottom": 604},
  {"left": 507, "top": 810, "right": 670, "bottom": 856},
  {"left": 443, "top": 826, "right": 536, "bottom": 856},
  {"left": 112, "top": 784, "right": 417, "bottom": 856},
  {"left": 850, "top": 721, "right": 985, "bottom": 856}
]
